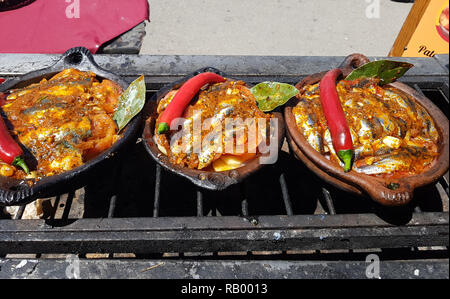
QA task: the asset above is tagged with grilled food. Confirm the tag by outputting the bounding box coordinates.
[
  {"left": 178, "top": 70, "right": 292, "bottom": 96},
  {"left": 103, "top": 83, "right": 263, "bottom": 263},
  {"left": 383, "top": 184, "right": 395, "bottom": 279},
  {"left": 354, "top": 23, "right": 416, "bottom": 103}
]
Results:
[
  {"left": 0, "top": 68, "right": 122, "bottom": 180},
  {"left": 154, "top": 79, "right": 271, "bottom": 171},
  {"left": 293, "top": 78, "right": 440, "bottom": 178}
]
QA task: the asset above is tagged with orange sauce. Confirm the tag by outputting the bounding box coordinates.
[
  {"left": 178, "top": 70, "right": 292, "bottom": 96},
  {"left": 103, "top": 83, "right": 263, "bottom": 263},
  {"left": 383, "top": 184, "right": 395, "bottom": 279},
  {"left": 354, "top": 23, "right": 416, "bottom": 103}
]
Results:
[{"left": 0, "top": 68, "right": 122, "bottom": 180}]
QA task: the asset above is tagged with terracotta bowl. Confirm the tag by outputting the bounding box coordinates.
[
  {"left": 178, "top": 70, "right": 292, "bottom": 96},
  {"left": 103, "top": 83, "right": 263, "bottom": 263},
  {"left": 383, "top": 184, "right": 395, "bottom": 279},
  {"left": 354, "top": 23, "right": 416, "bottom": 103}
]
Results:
[
  {"left": 143, "top": 67, "right": 285, "bottom": 190},
  {"left": 284, "top": 53, "right": 449, "bottom": 206}
]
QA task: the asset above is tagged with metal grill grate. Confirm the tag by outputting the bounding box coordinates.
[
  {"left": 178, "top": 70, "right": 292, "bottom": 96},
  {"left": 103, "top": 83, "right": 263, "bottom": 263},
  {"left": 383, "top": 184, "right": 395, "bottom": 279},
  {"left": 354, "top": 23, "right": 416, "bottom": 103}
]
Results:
[
  {"left": 0, "top": 54, "right": 448, "bottom": 278},
  {"left": 2, "top": 79, "right": 447, "bottom": 253}
]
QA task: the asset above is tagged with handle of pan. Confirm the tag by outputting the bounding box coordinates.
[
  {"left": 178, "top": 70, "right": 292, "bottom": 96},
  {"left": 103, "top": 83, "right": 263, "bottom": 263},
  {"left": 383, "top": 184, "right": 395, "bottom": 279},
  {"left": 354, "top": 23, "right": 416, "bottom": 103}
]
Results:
[
  {"left": 0, "top": 176, "right": 37, "bottom": 206},
  {"left": 338, "top": 53, "right": 371, "bottom": 77},
  {"left": 52, "top": 47, "right": 107, "bottom": 74},
  {"left": 360, "top": 178, "right": 415, "bottom": 206},
  {"left": 0, "top": 47, "right": 115, "bottom": 92}
]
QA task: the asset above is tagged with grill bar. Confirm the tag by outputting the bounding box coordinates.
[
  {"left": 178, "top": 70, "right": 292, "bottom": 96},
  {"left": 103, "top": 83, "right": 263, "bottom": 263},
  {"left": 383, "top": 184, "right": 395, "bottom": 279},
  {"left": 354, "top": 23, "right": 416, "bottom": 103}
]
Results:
[
  {"left": 279, "top": 173, "right": 294, "bottom": 216},
  {"left": 0, "top": 212, "right": 447, "bottom": 255},
  {"left": 413, "top": 84, "right": 426, "bottom": 97},
  {"left": 440, "top": 177, "right": 449, "bottom": 196},
  {"left": 196, "top": 190, "right": 203, "bottom": 217},
  {"left": 61, "top": 191, "right": 75, "bottom": 220},
  {"left": 153, "top": 165, "right": 162, "bottom": 218},
  {"left": 108, "top": 195, "right": 117, "bottom": 218},
  {"left": 1, "top": 54, "right": 447, "bottom": 80},
  {"left": 241, "top": 199, "right": 249, "bottom": 217},
  {"left": 50, "top": 196, "right": 61, "bottom": 220},
  {"left": 13, "top": 205, "right": 25, "bottom": 220},
  {"left": 1, "top": 258, "right": 447, "bottom": 279},
  {"left": 240, "top": 183, "right": 249, "bottom": 217},
  {"left": 321, "top": 188, "right": 336, "bottom": 215}
]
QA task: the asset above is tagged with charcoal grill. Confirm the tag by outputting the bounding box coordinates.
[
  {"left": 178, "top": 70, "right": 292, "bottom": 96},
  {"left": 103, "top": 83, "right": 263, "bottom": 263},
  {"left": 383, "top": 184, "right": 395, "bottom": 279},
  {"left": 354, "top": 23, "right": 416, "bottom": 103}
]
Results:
[{"left": 0, "top": 53, "right": 448, "bottom": 279}]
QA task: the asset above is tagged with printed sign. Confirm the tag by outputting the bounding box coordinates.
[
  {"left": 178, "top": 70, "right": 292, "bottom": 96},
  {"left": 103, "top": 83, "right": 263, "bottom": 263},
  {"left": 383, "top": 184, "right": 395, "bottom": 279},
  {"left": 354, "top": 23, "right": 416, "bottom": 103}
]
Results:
[{"left": 390, "top": 0, "right": 449, "bottom": 57}]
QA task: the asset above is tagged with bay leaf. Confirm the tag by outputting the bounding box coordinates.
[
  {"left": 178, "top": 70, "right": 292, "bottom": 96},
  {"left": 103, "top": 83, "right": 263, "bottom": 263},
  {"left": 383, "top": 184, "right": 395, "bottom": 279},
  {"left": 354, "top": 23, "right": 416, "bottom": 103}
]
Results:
[
  {"left": 345, "top": 60, "right": 413, "bottom": 85},
  {"left": 250, "top": 81, "right": 298, "bottom": 112},
  {"left": 113, "top": 75, "right": 146, "bottom": 132}
]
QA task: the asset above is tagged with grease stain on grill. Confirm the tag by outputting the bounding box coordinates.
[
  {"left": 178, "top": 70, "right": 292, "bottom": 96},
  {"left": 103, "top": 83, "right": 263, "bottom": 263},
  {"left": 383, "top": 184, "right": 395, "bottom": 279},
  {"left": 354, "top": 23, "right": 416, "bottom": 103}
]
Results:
[{"left": 242, "top": 216, "right": 259, "bottom": 226}]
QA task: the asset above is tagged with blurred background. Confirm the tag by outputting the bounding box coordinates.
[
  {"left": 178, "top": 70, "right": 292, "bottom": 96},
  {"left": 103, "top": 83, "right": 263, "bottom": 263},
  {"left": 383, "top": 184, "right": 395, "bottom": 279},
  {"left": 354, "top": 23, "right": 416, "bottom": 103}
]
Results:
[{"left": 141, "top": 0, "right": 414, "bottom": 56}]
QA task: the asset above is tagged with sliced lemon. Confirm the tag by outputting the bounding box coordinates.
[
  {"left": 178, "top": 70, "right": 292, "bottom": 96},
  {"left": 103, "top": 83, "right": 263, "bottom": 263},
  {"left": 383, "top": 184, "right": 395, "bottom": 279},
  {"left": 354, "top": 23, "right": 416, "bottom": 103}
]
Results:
[{"left": 212, "top": 153, "right": 256, "bottom": 172}]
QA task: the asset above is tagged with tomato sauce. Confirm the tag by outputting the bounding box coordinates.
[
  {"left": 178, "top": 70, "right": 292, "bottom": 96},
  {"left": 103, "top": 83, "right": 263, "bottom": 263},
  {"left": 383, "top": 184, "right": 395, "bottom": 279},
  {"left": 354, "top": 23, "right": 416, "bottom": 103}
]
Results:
[{"left": 0, "top": 69, "right": 122, "bottom": 180}]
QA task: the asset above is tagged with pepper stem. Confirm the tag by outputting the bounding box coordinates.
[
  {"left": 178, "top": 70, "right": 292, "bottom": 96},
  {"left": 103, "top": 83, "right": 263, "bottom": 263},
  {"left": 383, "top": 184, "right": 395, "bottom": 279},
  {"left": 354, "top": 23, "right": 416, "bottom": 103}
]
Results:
[
  {"left": 337, "top": 149, "right": 353, "bottom": 172},
  {"left": 12, "top": 156, "right": 30, "bottom": 174},
  {"left": 157, "top": 122, "right": 170, "bottom": 134}
]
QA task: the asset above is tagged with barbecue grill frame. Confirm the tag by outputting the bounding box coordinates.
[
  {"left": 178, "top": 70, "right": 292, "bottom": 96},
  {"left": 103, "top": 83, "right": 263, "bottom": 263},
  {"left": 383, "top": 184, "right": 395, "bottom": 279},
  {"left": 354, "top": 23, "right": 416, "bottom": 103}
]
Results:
[
  {"left": 0, "top": 53, "right": 448, "bottom": 279},
  {"left": 0, "top": 213, "right": 448, "bottom": 254}
]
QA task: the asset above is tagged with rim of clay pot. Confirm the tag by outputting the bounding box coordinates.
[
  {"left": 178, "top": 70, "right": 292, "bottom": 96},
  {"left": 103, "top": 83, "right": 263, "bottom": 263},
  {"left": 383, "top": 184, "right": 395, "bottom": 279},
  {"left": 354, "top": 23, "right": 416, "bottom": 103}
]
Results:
[
  {"left": 284, "top": 53, "right": 449, "bottom": 206},
  {"left": 142, "top": 67, "right": 286, "bottom": 191}
]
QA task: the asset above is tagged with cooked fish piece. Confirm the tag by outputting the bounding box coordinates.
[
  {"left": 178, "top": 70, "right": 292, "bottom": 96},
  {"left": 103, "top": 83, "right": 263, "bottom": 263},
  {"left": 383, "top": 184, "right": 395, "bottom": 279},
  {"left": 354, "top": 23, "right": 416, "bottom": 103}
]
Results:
[
  {"left": 357, "top": 118, "right": 375, "bottom": 144},
  {"left": 293, "top": 99, "right": 324, "bottom": 153},
  {"left": 384, "top": 89, "right": 417, "bottom": 117},
  {"left": 382, "top": 136, "right": 402, "bottom": 149},
  {"left": 354, "top": 154, "right": 411, "bottom": 175},
  {"left": 198, "top": 129, "right": 223, "bottom": 169},
  {"left": 416, "top": 105, "right": 439, "bottom": 142},
  {"left": 354, "top": 143, "right": 374, "bottom": 160},
  {"left": 293, "top": 77, "right": 440, "bottom": 177},
  {"left": 1, "top": 68, "right": 122, "bottom": 180},
  {"left": 374, "top": 113, "right": 401, "bottom": 136},
  {"left": 304, "top": 115, "right": 324, "bottom": 153},
  {"left": 155, "top": 80, "right": 271, "bottom": 170}
]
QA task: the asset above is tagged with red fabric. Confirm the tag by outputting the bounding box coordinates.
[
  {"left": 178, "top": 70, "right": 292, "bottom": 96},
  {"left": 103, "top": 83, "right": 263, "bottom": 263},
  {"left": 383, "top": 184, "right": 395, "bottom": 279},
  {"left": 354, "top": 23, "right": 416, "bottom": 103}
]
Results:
[{"left": 0, "top": 0, "right": 149, "bottom": 53}]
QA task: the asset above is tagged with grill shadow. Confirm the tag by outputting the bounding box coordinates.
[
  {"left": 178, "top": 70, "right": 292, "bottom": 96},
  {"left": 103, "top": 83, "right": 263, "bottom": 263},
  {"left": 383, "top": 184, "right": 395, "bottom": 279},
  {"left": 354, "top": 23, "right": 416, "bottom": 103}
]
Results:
[
  {"left": 78, "top": 82, "right": 448, "bottom": 222},
  {"left": 243, "top": 151, "right": 319, "bottom": 216},
  {"left": 80, "top": 138, "right": 448, "bottom": 221}
]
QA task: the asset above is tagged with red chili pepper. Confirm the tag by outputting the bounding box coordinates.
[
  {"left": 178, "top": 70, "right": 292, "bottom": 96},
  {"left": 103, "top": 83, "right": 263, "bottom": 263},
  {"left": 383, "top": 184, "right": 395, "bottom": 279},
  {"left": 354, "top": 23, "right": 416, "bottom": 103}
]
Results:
[
  {"left": 319, "top": 68, "right": 354, "bottom": 172},
  {"left": 0, "top": 116, "right": 29, "bottom": 174},
  {"left": 0, "top": 78, "right": 5, "bottom": 84},
  {"left": 157, "top": 72, "right": 226, "bottom": 134}
]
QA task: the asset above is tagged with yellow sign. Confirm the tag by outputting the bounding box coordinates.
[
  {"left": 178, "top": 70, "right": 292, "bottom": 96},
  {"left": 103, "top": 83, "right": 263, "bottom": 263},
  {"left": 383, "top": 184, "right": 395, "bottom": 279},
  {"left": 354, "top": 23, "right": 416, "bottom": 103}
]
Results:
[{"left": 390, "top": 0, "right": 449, "bottom": 57}]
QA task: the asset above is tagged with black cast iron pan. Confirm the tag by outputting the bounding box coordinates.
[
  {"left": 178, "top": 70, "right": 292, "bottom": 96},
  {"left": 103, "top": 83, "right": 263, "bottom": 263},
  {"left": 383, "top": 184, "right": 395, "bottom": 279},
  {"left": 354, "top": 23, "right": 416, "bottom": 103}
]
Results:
[{"left": 0, "top": 47, "right": 143, "bottom": 206}]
